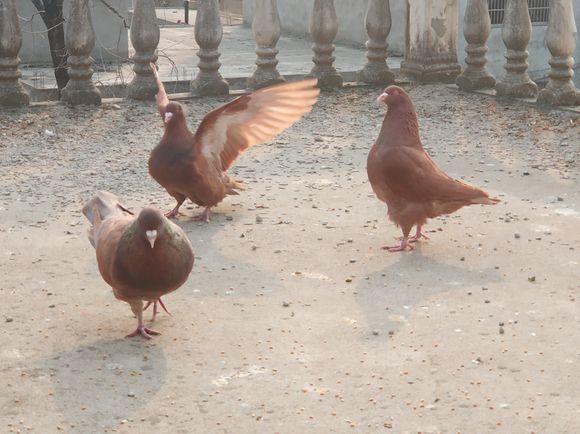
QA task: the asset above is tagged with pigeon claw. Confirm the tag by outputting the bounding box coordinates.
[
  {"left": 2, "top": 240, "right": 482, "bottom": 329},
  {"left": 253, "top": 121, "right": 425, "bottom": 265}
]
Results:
[
  {"left": 144, "top": 298, "right": 172, "bottom": 321},
  {"left": 381, "top": 242, "right": 415, "bottom": 252},
  {"left": 157, "top": 298, "right": 171, "bottom": 315},
  {"left": 191, "top": 208, "right": 211, "bottom": 223},
  {"left": 126, "top": 326, "right": 161, "bottom": 339},
  {"left": 408, "top": 234, "right": 429, "bottom": 243},
  {"left": 164, "top": 209, "right": 179, "bottom": 218},
  {"left": 400, "top": 233, "right": 430, "bottom": 243}
]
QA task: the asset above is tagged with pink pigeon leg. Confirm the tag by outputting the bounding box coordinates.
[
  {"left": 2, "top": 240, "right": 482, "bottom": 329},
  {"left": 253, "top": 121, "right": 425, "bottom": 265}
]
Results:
[
  {"left": 191, "top": 207, "right": 211, "bottom": 223},
  {"left": 143, "top": 298, "right": 171, "bottom": 321},
  {"left": 165, "top": 196, "right": 185, "bottom": 219},
  {"left": 408, "top": 225, "right": 430, "bottom": 243},
  {"left": 126, "top": 300, "right": 161, "bottom": 339},
  {"left": 165, "top": 203, "right": 182, "bottom": 218},
  {"left": 143, "top": 301, "right": 157, "bottom": 320},
  {"left": 157, "top": 298, "right": 171, "bottom": 315},
  {"left": 397, "top": 225, "right": 429, "bottom": 243}
]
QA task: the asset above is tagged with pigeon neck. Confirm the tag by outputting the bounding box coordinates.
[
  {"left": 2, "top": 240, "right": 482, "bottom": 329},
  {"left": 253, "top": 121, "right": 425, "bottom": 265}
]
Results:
[
  {"left": 162, "top": 119, "right": 194, "bottom": 150},
  {"left": 378, "top": 105, "right": 421, "bottom": 147},
  {"left": 124, "top": 220, "right": 159, "bottom": 248}
]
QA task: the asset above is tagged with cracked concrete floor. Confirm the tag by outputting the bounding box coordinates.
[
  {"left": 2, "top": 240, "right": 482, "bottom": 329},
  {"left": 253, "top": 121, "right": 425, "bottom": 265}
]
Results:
[{"left": 0, "top": 85, "right": 579, "bottom": 433}]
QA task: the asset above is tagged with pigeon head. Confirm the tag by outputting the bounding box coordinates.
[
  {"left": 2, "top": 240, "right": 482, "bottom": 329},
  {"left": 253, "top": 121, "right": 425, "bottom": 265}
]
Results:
[
  {"left": 376, "top": 85, "right": 411, "bottom": 108},
  {"left": 163, "top": 102, "right": 184, "bottom": 125},
  {"left": 137, "top": 207, "right": 164, "bottom": 249}
]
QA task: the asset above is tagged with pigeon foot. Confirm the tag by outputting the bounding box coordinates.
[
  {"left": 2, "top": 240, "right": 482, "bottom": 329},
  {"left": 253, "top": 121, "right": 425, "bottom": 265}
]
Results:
[
  {"left": 126, "top": 326, "right": 161, "bottom": 339},
  {"left": 382, "top": 238, "right": 415, "bottom": 252},
  {"left": 398, "top": 225, "right": 429, "bottom": 243},
  {"left": 191, "top": 207, "right": 211, "bottom": 223},
  {"left": 164, "top": 208, "right": 180, "bottom": 218},
  {"left": 408, "top": 233, "right": 429, "bottom": 243},
  {"left": 144, "top": 298, "right": 172, "bottom": 321}
]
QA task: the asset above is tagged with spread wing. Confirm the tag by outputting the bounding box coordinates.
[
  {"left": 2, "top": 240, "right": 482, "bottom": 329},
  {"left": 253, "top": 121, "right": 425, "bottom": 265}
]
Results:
[
  {"left": 193, "top": 79, "right": 320, "bottom": 171},
  {"left": 382, "top": 147, "right": 492, "bottom": 203},
  {"left": 151, "top": 63, "right": 169, "bottom": 120}
]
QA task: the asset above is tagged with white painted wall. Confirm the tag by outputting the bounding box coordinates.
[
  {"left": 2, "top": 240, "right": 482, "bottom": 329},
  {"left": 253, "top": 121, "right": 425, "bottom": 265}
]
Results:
[
  {"left": 243, "top": 0, "right": 407, "bottom": 55},
  {"left": 17, "top": 0, "right": 130, "bottom": 66}
]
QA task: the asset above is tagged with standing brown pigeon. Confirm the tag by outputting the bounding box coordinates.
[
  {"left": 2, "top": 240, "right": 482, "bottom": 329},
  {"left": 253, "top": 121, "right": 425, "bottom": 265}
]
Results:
[
  {"left": 83, "top": 191, "right": 195, "bottom": 338},
  {"left": 367, "top": 86, "right": 500, "bottom": 252},
  {"left": 149, "top": 63, "right": 320, "bottom": 222}
]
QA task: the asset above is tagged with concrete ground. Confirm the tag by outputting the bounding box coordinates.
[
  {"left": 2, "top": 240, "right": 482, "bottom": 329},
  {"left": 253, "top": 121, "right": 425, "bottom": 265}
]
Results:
[{"left": 0, "top": 84, "right": 578, "bottom": 433}]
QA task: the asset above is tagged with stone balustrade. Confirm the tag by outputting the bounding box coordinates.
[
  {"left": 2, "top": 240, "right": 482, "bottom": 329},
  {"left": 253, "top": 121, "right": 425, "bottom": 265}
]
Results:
[
  {"left": 247, "top": 0, "right": 284, "bottom": 89},
  {"left": 0, "top": 0, "right": 30, "bottom": 107},
  {"left": 60, "top": 0, "right": 101, "bottom": 105},
  {"left": 0, "top": 0, "right": 578, "bottom": 108},
  {"left": 457, "top": 0, "right": 579, "bottom": 106},
  {"left": 495, "top": 0, "right": 539, "bottom": 98},
  {"left": 537, "top": 0, "right": 579, "bottom": 105},
  {"left": 357, "top": 0, "right": 395, "bottom": 85},
  {"left": 456, "top": 0, "right": 496, "bottom": 91},
  {"left": 127, "top": 0, "right": 160, "bottom": 100}
]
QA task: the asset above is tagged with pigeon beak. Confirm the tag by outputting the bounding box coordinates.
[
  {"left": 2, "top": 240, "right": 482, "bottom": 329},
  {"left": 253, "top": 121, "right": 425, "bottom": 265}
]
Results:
[
  {"left": 377, "top": 92, "right": 389, "bottom": 104},
  {"left": 164, "top": 112, "right": 174, "bottom": 123},
  {"left": 146, "top": 230, "right": 158, "bottom": 249}
]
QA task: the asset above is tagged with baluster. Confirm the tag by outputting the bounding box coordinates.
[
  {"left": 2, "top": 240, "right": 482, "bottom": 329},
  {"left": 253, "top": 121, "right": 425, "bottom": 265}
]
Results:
[
  {"left": 247, "top": 0, "right": 284, "bottom": 89},
  {"left": 61, "top": 0, "right": 101, "bottom": 105},
  {"left": 456, "top": 0, "right": 496, "bottom": 90},
  {"left": 191, "top": 0, "right": 229, "bottom": 96},
  {"left": 495, "top": 0, "right": 538, "bottom": 97},
  {"left": 307, "top": 0, "right": 343, "bottom": 89},
  {"left": 400, "top": 0, "right": 461, "bottom": 82},
  {"left": 128, "top": 0, "right": 160, "bottom": 100},
  {"left": 0, "top": 0, "right": 29, "bottom": 107},
  {"left": 357, "top": 0, "right": 395, "bottom": 84},
  {"left": 537, "top": 0, "right": 579, "bottom": 106}
]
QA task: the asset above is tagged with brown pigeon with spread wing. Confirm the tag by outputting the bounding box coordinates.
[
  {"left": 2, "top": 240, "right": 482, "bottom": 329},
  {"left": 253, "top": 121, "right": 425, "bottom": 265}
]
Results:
[
  {"left": 149, "top": 64, "right": 320, "bottom": 222},
  {"left": 367, "top": 86, "right": 500, "bottom": 252},
  {"left": 83, "top": 191, "right": 194, "bottom": 338}
]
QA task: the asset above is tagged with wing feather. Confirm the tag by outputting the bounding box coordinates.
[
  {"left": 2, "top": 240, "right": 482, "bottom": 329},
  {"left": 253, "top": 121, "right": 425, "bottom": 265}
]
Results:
[
  {"left": 150, "top": 63, "right": 169, "bottom": 120},
  {"left": 194, "top": 78, "right": 320, "bottom": 171},
  {"left": 382, "top": 147, "right": 492, "bottom": 203}
]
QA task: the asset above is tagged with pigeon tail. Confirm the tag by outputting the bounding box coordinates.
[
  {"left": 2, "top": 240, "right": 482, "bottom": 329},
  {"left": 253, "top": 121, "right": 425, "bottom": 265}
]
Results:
[{"left": 82, "top": 191, "right": 133, "bottom": 248}]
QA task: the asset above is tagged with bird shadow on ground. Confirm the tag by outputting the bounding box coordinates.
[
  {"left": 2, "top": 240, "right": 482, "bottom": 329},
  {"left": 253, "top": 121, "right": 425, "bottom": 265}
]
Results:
[
  {"left": 170, "top": 209, "right": 287, "bottom": 300},
  {"left": 40, "top": 338, "right": 166, "bottom": 433},
  {"left": 354, "top": 246, "right": 503, "bottom": 335}
]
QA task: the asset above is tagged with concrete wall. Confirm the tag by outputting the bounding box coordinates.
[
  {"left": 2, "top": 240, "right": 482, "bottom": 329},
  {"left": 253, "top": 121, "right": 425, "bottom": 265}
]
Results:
[
  {"left": 243, "top": 0, "right": 407, "bottom": 55},
  {"left": 17, "top": 0, "right": 130, "bottom": 67}
]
